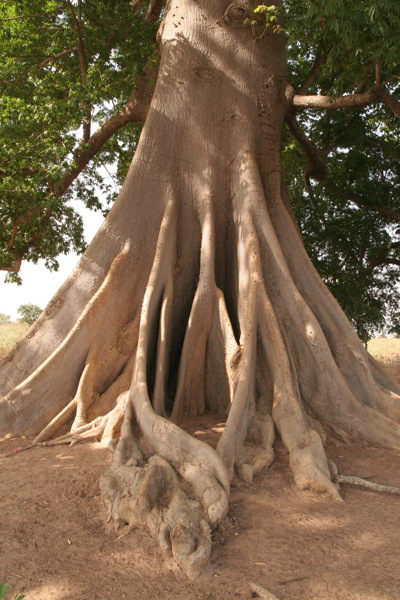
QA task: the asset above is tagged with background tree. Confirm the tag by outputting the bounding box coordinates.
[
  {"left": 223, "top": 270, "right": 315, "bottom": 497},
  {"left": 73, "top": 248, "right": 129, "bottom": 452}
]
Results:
[
  {"left": 0, "top": 312, "right": 11, "bottom": 323},
  {"left": 1, "top": 0, "right": 400, "bottom": 578},
  {"left": 17, "top": 304, "right": 42, "bottom": 326}
]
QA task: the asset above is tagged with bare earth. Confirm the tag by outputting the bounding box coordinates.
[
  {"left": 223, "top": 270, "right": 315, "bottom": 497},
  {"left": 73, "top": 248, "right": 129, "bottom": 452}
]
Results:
[{"left": 1, "top": 349, "right": 400, "bottom": 600}]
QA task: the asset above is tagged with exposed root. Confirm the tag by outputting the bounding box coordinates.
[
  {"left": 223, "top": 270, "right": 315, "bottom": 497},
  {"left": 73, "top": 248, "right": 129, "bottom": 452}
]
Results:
[
  {"left": 236, "top": 414, "right": 275, "bottom": 483},
  {"left": 33, "top": 398, "right": 77, "bottom": 445},
  {"left": 335, "top": 474, "right": 400, "bottom": 495},
  {"left": 71, "top": 350, "right": 99, "bottom": 431},
  {"left": 100, "top": 402, "right": 217, "bottom": 579},
  {"left": 37, "top": 392, "right": 129, "bottom": 447}
]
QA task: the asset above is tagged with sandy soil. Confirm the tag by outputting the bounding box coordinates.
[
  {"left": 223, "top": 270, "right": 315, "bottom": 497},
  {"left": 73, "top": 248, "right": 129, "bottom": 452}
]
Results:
[{"left": 1, "top": 422, "right": 400, "bottom": 600}]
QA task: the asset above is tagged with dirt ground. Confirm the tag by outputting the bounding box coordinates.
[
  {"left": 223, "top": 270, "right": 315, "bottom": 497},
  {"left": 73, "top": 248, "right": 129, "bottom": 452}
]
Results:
[{"left": 1, "top": 413, "right": 400, "bottom": 600}]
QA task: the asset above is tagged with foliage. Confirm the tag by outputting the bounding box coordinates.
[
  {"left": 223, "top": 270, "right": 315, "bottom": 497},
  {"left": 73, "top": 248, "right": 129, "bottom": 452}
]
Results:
[
  {"left": 243, "top": 4, "right": 284, "bottom": 35},
  {"left": 0, "top": 0, "right": 155, "bottom": 277},
  {"left": 0, "top": 583, "right": 25, "bottom": 600},
  {"left": 0, "top": 312, "right": 11, "bottom": 323},
  {"left": 1, "top": 0, "right": 400, "bottom": 334},
  {"left": 17, "top": 303, "right": 42, "bottom": 325},
  {"left": 282, "top": 0, "right": 400, "bottom": 339}
]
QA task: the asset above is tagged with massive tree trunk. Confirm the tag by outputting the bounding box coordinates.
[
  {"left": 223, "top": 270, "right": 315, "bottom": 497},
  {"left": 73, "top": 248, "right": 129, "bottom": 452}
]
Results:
[{"left": 1, "top": 0, "right": 400, "bottom": 578}]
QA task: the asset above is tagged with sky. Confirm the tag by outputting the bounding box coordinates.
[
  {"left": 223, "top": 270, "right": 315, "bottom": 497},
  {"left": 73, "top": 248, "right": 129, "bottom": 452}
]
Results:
[{"left": 0, "top": 201, "right": 105, "bottom": 320}]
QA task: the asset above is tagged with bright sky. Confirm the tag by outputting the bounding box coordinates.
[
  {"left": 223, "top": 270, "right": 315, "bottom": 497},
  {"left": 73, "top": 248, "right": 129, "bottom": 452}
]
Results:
[{"left": 0, "top": 201, "right": 105, "bottom": 320}]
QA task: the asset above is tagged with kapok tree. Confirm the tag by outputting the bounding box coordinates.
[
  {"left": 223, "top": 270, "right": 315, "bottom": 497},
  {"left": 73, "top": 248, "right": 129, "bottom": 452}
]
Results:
[{"left": 1, "top": 0, "right": 400, "bottom": 578}]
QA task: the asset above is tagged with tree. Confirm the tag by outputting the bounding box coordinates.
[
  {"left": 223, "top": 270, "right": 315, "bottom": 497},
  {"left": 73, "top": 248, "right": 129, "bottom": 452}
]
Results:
[
  {"left": 285, "top": 102, "right": 400, "bottom": 340},
  {"left": 0, "top": 313, "right": 11, "bottom": 323},
  {"left": 0, "top": 0, "right": 155, "bottom": 280},
  {"left": 1, "top": 0, "right": 400, "bottom": 579},
  {"left": 17, "top": 304, "right": 42, "bottom": 326}
]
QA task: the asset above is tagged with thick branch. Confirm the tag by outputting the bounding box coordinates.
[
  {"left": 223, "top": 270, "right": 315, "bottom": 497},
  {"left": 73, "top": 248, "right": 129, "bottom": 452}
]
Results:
[
  {"left": 293, "top": 84, "right": 400, "bottom": 119},
  {"left": 292, "top": 89, "right": 377, "bottom": 111},
  {"left": 1, "top": 208, "right": 54, "bottom": 273},
  {"left": 132, "top": 0, "right": 164, "bottom": 22},
  {"left": 285, "top": 114, "right": 327, "bottom": 183},
  {"left": 54, "top": 67, "right": 156, "bottom": 197},
  {"left": 374, "top": 86, "right": 400, "bottom": 118},
  {"left": 1, "top": 257, "right": 22, "bottom": 274},
  {"left": 364, "top": 241, "right": 400, "bottom": 273},
  {"left": 332, "top": 188, "right": 400, "bottom": 222},
  {"left": 1, "top": 68, "right": 156, "bottom": 273},
  {"left": 38, "top": 47, "right": 77, "bottom": 69}
]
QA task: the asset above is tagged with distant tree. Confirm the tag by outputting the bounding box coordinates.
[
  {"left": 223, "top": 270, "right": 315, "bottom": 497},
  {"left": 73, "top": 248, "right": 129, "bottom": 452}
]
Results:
[
  {"left": 17, "top": 304, "right": 42, "bottom": 326},
  {"left": 0, "top": 312, "right": 11, "bottom": 323}
]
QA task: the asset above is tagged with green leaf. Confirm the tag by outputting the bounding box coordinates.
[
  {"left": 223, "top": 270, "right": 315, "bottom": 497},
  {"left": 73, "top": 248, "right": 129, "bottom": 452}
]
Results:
[{"left": 0, "top": 584, "right": 8, "bottom": 599}]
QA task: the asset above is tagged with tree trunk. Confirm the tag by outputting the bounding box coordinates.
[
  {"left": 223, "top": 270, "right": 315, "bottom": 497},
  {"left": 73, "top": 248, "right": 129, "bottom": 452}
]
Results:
[{"left": 1, "top": 0, "right": 400, "bottom": 578}]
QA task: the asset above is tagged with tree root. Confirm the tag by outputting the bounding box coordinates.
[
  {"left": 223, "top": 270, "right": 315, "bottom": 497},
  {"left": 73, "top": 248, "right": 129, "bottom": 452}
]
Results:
[
  {"left": 35, "top": 392, "right": 129, "bottom": 447},
  {"left": 100, "top": 402, "right": 222, "bottom": 579},
  {"left": 334, "top": 474, "right": 400, "bottom": 495}
]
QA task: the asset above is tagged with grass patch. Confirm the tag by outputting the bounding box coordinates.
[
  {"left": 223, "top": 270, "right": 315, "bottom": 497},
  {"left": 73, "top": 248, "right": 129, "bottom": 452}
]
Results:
[
  {"left": 0, "top": 322, "right": 29, "bottom": 359},
  {"left": 367, "top": 338, "right": 400, "bottom": 366},
  {"left": 367, "top": 337, "right": 400, "bottom": 383}
]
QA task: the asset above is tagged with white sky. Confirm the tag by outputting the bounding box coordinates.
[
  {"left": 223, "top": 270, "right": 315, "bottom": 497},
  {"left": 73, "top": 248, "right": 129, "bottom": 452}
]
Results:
[{"left": 0, "top": 201, "right": 105, "bottom": 320}]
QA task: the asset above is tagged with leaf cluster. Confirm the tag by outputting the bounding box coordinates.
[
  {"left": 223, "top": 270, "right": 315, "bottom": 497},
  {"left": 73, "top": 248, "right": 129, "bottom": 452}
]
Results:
[
  {"left": 281, "top": 0, "right": 400, "bottom": 337},
  {"left": 0, "top": 0, "right": 155, "bottom": 275}
]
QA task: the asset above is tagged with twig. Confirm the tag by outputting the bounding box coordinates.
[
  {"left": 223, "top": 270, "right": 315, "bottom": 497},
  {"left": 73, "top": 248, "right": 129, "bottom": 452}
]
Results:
[
  {"left": 249, "top": 582, "right": 281, "bottom": 600},
  {"left": 4, "top": 444, "right": 37, "bottom": 458},
  {"left": 278, "top": 576, "right": 309, "bottom": 585}
]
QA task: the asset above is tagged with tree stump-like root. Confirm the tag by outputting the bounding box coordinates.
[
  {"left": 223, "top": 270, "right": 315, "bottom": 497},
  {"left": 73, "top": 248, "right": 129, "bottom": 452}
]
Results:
[{"left": 99, "top": 403, "right": 228, "bottom": 579}]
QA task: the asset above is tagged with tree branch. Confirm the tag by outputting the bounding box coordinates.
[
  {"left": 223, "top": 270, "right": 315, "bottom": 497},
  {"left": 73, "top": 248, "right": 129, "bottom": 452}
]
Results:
[
  {"left": 38, "top": 47, "right": 78, "bottom": 69},
  {"left": 0, "top": 5, "right": 65, "bottom": 21},
  {"left": 132, "top": 0, "right": 164, "bottom": 22},
  {"left": 54, "top": 66, "right": 156, "bottom": 198},
  {"left": 285, "top": 114, "right": 328, "bottom": 184},
  {"left": 67, "top": 0, "right": 91, "bottom": 141},
  {"left": 364, "top": 241, "right": 400, "bottom": 273},
  {"left": 292, "top": 89, "right": 377, "bottom": 111},
  {"left": 374, "top": 86, "right": 400, "bottom": 119},
  {"left": 297, "top": 53, "right": 324, "bottom": 95},
  {"left": 293, "top": 84, "right": 400, "bottom": 119},
  {"left": 1, "top": 65, "right": 157, "bottom": 273},
  {"left": 333, "top": 188, "right": 400, "bottom": 222}
]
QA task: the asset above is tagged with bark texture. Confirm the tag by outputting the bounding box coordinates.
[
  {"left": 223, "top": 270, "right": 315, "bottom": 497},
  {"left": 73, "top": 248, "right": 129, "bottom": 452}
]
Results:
[{"left": 1, "top": 0, "right": 400, "bottom": 577}]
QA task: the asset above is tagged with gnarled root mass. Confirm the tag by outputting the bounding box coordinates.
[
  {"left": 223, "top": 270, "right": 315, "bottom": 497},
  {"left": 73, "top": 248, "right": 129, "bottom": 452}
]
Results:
[
  {"left": 2, "top": 149, "right": 400, "bottom": 575},
  {"left": 2, "top": 153, "right": 400, "bottom": 574}
]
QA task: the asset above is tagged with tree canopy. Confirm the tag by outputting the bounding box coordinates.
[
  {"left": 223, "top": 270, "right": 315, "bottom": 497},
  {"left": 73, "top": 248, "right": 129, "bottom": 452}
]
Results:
[
  {"left": 1, "top": 0, "right": 400, "bottom": 338},
  {"left": 17, "top": 303, "right": 42, "bottom": 325},
  {"left": 0, "top": 0, "right": 155, "bottom": 279}
]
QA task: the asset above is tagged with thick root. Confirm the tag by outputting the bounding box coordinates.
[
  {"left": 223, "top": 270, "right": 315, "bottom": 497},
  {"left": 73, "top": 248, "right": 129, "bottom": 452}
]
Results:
[
  {"left": 100, "top": 405, "right": 218, "bottom": 579},
  {"left": 36, "top": 392, "right": 128, "bottom": 447}
]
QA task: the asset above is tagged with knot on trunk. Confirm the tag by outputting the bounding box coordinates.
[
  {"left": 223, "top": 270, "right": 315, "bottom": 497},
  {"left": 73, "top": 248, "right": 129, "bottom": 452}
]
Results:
[{"left": 220, "top": 3, "right": 249, "bottom": 27}]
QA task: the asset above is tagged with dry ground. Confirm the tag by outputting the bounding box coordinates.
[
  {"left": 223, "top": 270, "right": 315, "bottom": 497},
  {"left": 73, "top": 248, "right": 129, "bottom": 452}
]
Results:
[{"left": 1, "top": 335, "right": 400, "bottom": 600}]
